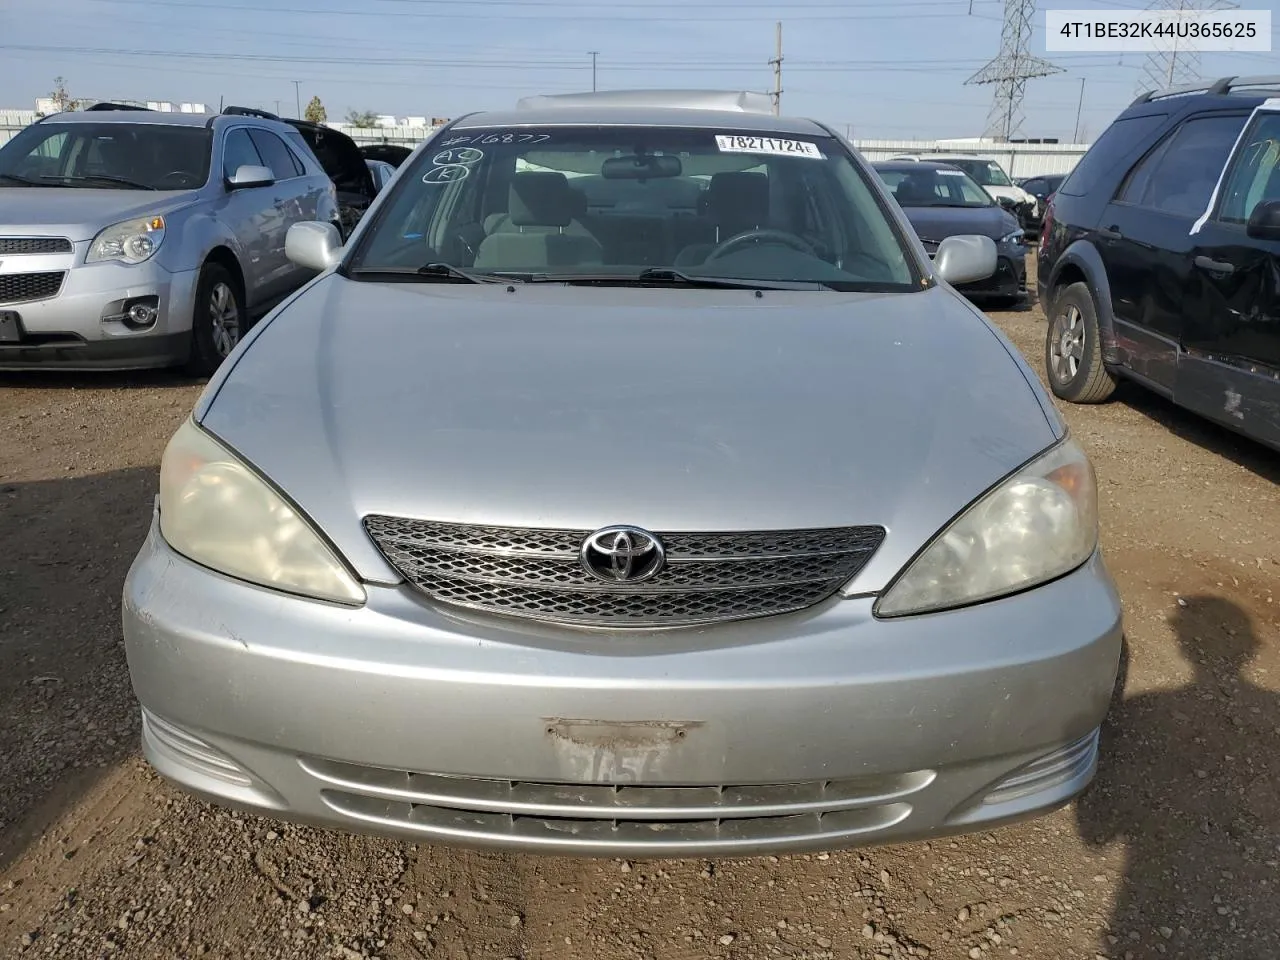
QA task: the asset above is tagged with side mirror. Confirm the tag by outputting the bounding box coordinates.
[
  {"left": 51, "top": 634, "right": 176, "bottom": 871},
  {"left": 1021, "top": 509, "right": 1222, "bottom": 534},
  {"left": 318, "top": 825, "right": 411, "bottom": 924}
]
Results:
[
  {"left": 286, "top": 221, "right": 343, "bottom": 272},
  {"left": 227, "top": 164, "right": 275, "bottom": 190},
  {"left": 934, "top": 234, "right": 998, "bottom": 286},
  {"left": 1246, "top": 198, "right": 1280, "bottom": 241},
  {"left": 996, "top": 195, "right": 1018, "bottom": 212}
]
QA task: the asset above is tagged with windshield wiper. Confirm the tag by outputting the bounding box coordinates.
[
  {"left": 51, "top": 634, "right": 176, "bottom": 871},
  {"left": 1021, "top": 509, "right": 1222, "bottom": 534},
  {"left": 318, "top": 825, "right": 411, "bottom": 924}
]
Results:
[
  {"left": 40, "top": 174, "right": 157, "bottom": 190},
  {"left": 347, "top": 263, "right": 516, "bottom": 284},
  {"left": 0, "top": 173, "right": 43, "bottom": 186},
  {"left": 523, "top": 268, "right": 828, "bottom": 291}
]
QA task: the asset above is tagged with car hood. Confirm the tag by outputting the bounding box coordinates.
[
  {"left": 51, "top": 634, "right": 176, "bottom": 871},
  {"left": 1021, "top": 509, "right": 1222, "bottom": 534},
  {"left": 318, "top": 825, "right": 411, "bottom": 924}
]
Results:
[
  {"left": 199, "top": 277, "right": 1059, "bottom": 591},
  {"left": 0, "top": 188, "right": 200, "bottom": 241},
  {"left": 899, "top": 205, "right": 1020, "bottom": 243}
]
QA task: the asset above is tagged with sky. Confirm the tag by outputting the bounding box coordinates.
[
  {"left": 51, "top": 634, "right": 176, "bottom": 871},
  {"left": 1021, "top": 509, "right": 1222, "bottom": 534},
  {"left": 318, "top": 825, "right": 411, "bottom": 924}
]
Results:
[{"left": 1, "top": 0, "right": 1277, "bottom": 142}]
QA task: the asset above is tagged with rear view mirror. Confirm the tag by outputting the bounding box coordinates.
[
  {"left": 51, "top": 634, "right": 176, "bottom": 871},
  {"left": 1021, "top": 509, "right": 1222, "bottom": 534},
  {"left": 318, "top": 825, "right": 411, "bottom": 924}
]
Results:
[
  {"left": 934, "top": 235, "right": 997, "bottom": 286},
  {"left": 601, "top": 154, "right": 683, "bottom": 180},
  {"left": 1246, "top": 198, "right": 1280, "bottom": 241},
  {"left": 227, "top": 164, "right": 274, "bottom": 189}
]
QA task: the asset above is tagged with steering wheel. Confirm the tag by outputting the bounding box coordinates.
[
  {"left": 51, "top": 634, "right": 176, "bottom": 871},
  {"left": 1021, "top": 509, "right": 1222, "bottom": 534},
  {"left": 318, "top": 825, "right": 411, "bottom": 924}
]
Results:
[{"left": 705, "top": 228, "right": 817, "bottom": 261}]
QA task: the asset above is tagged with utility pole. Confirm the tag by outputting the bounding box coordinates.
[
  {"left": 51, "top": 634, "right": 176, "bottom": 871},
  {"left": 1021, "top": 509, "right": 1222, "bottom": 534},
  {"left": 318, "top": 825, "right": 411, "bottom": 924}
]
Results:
[
  {"left": 292, "top": 80, "right": 301, "bottom": 119},
  {"left": 1073, "top": 77, "right": 1085, "bottom": 142},
  {"left": 588, "top": 51, "right": 599, "bottom": 92},
  {"left": 769, "top": 21, "right": 783, "bottom": 115},
  {"left": 274, "top": 99, "right": 282, "bottom": 116}
]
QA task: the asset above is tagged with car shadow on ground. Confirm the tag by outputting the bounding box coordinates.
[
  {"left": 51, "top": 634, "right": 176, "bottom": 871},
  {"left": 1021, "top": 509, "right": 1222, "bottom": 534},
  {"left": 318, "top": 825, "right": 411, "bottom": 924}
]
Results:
[
  {"left": 1077, "top": 595, "right": 1279, "bottom": 958},
  {"left": 0, "top": 370, "right": 205, "bottom": 392},
  {"left": 0, "top": 467, "right": 158, "bottom": 872},
  {"left": 1112, "top": 381, "right": 1280, "bottom": 485}
]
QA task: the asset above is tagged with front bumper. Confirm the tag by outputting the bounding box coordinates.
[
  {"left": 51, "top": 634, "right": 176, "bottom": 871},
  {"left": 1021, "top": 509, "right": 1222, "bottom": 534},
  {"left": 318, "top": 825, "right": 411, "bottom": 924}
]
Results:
[
  {"left": 956, "top": 249, "right": 1027, "bottom": 298},
  {"left": 122, "top": 513, "right": 1124, "bottom": 858},
  {"left": 0, "top": 254, "right": 198, "bottom": 370}
]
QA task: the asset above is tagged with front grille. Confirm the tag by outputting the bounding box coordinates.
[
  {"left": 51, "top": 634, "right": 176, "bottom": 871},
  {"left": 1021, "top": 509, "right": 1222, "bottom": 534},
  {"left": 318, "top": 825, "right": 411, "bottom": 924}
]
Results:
[
  {"left": 364, "top": 517, "right": 885, "bottom": 627},
  {"left": 303, "top": 756, "right": 928, "bottom": 853},
  {"left": 0, "top": 271, "right": 65, "bottom": 304},
  {"left": 0, "top": 237, "right": 73, "bottom": 255}
]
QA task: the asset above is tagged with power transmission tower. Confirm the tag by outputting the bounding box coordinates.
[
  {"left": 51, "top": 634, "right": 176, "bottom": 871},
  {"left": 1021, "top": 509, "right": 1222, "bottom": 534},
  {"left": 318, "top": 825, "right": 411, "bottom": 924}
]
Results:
[
  {"left": 965, "top": 0, "right": 1063, "bottom": 141},
  {"left": 1135, "top": 0, "right": 1236, "bottom": 95},
  {"left": 770, "top": 21, "right": 783, "bottom": 115}
]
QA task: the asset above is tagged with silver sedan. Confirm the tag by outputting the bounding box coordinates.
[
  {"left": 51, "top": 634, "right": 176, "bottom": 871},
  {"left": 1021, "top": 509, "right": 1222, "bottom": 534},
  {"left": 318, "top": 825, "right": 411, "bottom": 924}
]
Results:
[{"left": 122, "top": 92, "right": 1123, "bottom": 858}]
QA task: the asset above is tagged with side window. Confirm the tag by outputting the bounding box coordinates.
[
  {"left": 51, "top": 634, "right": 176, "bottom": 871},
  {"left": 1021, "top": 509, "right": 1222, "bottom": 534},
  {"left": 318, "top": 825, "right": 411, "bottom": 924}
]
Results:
[
  {"left": 1023, "top": 178, "right": 1045, "bottom": 194},
  {"left": 222, "top": 128, "right": 262, "bottom": 179},
  {"left": 1115, "top": 114, "right": 1248, "bottom": 217},
  {"left": 1059, "top": 114, "right": 1167, "bottom": 197},
  {"left": 1217, "top": 112, "right": 1280, "bottom": 224},
  {"left": 248, "top": 129, "right": 301, "bottom": 181}
]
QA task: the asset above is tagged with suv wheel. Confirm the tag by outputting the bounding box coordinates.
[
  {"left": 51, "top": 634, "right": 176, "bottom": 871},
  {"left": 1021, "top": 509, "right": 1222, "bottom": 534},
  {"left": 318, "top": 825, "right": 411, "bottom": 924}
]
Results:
[
  {"left": 185, "top": 263, "right": 245, "bottom": 378},
  {"left": 1045, "top": 281, "right": 1117, "bottom": 404}
]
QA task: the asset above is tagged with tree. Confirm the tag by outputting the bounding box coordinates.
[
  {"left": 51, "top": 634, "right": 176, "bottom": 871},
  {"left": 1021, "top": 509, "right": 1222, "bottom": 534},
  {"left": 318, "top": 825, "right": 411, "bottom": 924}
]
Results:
[
  {"left": 304, "top": 96, "right": 327, "bottom": 124},
  {"left": 345, "top": 109, "right": 379, "bottom": 128},
  {"left": 49, "top": 76, "right": 82, "bottom": 113}
]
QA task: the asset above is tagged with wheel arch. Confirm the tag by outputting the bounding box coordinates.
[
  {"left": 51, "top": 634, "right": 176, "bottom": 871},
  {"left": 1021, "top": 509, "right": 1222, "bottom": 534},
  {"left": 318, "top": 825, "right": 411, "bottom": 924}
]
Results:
[
  {"left": 1044, "top": 241, "right": 1123, "bottom": 367},
  {"left": 201, "top": 246, "right": 247, "bottom": 308}
]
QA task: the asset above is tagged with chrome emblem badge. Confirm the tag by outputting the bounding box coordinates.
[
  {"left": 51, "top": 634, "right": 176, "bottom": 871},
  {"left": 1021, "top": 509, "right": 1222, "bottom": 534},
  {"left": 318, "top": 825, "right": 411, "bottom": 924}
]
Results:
[{"left": 580, "top": 526, "right": 666, "bottom": 583}]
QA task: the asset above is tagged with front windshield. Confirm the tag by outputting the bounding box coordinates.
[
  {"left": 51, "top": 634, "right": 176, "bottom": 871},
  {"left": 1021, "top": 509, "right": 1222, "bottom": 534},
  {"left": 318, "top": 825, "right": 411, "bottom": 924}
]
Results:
[
  {"left": 875, "top": 166, "right": 993, "bottom": 208},
  {"left": 350, "top": 125, "right": 919, "bottom": 291},
  {"left": 0, "top": 121, "right": 213, "bottom": 191},
  {"left": 950, "top": 159, "right": 1013, "bottom": 188}
]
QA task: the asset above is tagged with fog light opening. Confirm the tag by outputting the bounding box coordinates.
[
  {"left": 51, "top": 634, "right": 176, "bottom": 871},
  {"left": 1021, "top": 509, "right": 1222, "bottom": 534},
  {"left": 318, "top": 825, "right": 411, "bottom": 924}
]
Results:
[{"left": 118, "top": 295, "right": 160, "bottom": 330}]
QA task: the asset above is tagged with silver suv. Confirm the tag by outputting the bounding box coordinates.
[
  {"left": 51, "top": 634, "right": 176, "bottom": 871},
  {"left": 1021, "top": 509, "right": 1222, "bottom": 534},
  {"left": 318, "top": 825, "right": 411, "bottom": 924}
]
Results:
[{"left": 0, "top": 105, "right": 340, "bottom": 376}]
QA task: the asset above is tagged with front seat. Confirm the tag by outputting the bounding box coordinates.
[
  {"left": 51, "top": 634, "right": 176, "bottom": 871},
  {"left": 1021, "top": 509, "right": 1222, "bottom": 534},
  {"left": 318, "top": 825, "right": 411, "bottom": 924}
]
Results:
[
  {"left": 674, "top": 171, "right": 770, "bottom": 266},
  {"left": 473, "top": 172, "right": 604, "bottom": 272}
]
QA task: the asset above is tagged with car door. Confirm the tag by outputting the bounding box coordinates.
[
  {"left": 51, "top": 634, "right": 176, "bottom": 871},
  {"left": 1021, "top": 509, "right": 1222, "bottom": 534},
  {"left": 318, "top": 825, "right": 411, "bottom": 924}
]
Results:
[
  {"left": 1094, "top": 111, "right": 1250, "bottom": 392},
  {"left": 217, "top": 126, "right": 279, "bottom": 311},
  {"left": 248, "top": 127, "right": 322, "bottom": 292},
  {"left": 1178, "top": 105, "right": 1280, "bottom": 448}
]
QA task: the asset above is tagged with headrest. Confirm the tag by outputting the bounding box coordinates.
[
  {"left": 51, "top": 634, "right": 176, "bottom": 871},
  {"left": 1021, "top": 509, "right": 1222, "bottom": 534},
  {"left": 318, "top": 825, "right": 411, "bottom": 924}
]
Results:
[
  {"left": 509, "top": 171, "right": 579, "bottom": 227},
  {"left": 706, "top": 171, "right": 769, "bottom": 225},
  {"left": 895, "top": 176, "right": 934, "bottom": 203}
]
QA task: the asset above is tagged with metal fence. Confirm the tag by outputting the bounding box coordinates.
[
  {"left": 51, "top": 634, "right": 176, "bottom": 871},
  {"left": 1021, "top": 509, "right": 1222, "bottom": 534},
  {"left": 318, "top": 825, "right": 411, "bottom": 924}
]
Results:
[{"left": 1, "top": 113, "right": 1089, "bottom": 179}]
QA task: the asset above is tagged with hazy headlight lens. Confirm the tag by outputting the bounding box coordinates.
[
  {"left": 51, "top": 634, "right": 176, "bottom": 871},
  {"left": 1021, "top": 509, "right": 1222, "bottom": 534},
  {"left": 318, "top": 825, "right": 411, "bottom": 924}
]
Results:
[
  {"left": 158, "top": 418, "right": 365, "bottom": 605},
  {"left": 87, "top": 215, "right": 166, "bottom": 264},
  {"left": 875, "top": 438, "right": 1098, "bottom": 617}
]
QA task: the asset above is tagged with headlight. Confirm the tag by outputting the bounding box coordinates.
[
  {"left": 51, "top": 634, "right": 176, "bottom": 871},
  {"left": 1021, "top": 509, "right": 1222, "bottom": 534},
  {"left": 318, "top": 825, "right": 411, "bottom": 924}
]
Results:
[
  {"left": 875, "top": 437, "right": 1098, "bottom": 618},
  {"left": 87, "top": 215, "right": 166, "bottom": 264},
  {"left": 999, "top": 229, "right": 1025, "bottom": 245},
  {"left": 158, "top": 417, "right": 366, "bottom": 605}
]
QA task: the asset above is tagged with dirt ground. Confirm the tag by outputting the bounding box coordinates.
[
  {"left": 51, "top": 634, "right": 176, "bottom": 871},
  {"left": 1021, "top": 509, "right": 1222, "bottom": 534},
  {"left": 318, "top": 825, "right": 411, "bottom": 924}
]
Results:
[{"left": 1, "top": 260, "right": 1278, "bottom": 960}]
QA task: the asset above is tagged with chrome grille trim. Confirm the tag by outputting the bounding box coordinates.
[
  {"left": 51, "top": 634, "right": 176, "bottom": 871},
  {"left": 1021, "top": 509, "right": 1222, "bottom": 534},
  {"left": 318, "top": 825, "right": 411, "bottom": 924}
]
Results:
[
  {"left": 363, "top": 516, "right": 885, "bottom": 627},
  {"left": 304, "top": 758, "right": 924, "bottom": 853},
  {"left": 0, "top": 237, "right": 73, "bottom": 255},
  {"left": 300, "top": 757, "right": 935, "bottom": 820},
  {"left": 0, "top": 270, "right": 66, "bottom": 305}
]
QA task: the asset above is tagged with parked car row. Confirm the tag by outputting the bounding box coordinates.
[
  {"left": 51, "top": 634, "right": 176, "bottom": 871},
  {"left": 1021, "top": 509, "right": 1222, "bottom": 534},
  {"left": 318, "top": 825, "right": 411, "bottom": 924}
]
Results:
[
  {"left": 0, "top": 103, "right": 396, "bottom": 375},
  {"left": 1037, "top": 74, "right": 1280, "bottom": 454}
]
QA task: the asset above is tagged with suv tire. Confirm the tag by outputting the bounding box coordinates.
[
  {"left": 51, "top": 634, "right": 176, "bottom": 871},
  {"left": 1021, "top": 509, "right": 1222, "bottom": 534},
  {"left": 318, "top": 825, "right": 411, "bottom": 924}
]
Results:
[
  {"left": 1045, "top": 281, "right": 1117, "bottom": 404},
  {"left": 186, "top": 262, "right": 246, "bottom": 378}
]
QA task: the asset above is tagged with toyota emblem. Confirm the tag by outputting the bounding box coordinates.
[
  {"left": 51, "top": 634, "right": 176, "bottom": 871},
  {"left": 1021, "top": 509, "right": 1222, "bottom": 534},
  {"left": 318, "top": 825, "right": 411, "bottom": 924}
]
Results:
[{"left": 580, "top": 526, "right": 666, "bottom": 583}]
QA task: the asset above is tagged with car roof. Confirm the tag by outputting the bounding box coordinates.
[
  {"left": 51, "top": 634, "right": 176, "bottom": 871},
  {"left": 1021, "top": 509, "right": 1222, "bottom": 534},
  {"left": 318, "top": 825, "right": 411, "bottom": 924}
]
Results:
[
  {"left": 40, "top": 109, "right": 213, "bottom": 127},
  {"left": 873, "top": 160, "right": 961, "bottom": 172},
  {"left": 450, "top": 105, "right": 832, "bottom": 137}
]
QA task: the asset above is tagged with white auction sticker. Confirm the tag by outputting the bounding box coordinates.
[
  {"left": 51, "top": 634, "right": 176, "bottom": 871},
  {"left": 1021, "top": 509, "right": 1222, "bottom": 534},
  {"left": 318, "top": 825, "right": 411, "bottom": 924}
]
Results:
[
  {"left": 714, "top": 135, "right": 824, "bottom": 159},
  {"left": 1046, "top": 9, "right": 1271, "bottom": 52},
  {"left": 937, "top": 169, "right": 965, "bottom": 176}
]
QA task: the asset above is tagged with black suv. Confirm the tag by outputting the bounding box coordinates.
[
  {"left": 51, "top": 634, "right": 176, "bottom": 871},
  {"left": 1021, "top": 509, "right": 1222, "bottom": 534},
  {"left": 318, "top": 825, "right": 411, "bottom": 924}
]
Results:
[{"left": 1037, "top": 75, "right": 1280, "bottom": 453}]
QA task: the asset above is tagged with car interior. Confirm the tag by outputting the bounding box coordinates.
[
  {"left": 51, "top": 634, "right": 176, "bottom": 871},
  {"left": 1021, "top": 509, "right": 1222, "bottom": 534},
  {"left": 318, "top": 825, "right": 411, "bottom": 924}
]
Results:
[{"left": 371, "top": 143, "right": 910, "bottom": 283}]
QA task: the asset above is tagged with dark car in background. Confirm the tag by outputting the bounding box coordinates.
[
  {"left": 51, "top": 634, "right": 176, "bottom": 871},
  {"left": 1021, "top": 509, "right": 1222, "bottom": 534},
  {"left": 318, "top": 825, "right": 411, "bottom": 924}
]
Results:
[
  {"left": 1017, "top": 173, "right": 1067, "bottom": 231},
  {"left": 875, "top": 160, "right": 1027, "bottom": 304},
  {"left": 1037, "top": 74, "right": 1280, "bottom": 453}
]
